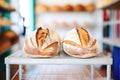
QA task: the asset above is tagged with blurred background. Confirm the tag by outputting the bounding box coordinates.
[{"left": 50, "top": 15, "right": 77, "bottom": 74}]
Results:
[{"left": 0, "top": 0, "right": 120, "bottom": 80}]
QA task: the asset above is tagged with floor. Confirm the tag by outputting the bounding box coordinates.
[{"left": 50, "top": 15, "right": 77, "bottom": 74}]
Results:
[{"left": 5, "top": 65, "right": 112, "bottom": 80}]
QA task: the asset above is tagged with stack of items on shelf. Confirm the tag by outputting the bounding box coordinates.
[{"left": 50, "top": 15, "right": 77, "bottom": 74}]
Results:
[
  {"left": 0, "top": 0, "right": 18, "bottom": 54},
  {"left": 0, "top": 0, "right": 15, "bottom": 11},
  {"left": 0, "top": 17, "right": 13, "bottom": 26},
  {"left": 115, "top": 10, "right": 120, "bottom": 38},
  {"left": 102, "top": 10, "right": 120, "bottom": 52},
  {"left": 102, "top": 9, "right": 120, "bottom": 80},
  {"left": 103, "top": 10, "right": 110, "bottom": 38},
  {"left": 36, "top": 21, "right": 89, "bottom": 28},
  {"left": 0, "top": 30, "right": 19, "bottom": 53},
  {"left": 97, "top": 0, "right": 120, "bottom": 79},
  {"left": 35, "top": 3, "right": 95, "bottom": 13},
  {"left": 103, "top": 10, "right": 120, "bottom": 39}
]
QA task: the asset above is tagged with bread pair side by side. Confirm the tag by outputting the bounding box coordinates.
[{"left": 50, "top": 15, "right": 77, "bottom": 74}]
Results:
[{"left": 24, "top": 27, "right": 100, "bottom": 58}]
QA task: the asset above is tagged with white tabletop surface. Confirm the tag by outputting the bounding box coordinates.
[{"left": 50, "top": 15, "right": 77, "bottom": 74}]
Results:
[{"left": 5, "top": 50, "right": 113, "bottom": 65}]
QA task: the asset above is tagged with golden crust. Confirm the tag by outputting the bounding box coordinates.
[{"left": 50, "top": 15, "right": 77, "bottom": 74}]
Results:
[
  {"left": 35, "top": 4, "right": 48, "bottom": 12},
  {"left": 73, "top": 4, "right": 85, "bottom": 11},
  {"left": 36, "top": 27, "right": 48, "bottom": 48},
  {"left": 43, "top": 42, "right": 58, "bottom": 50},
  {"left": 63, "top": 40, "right": 82, "bottom": 48},
  {"left": 49, "top": 5, "right": 62, "bottom": 12},
  {"left": 85, "top": 4, "right": 95, "bottom": 11},
  {"left": 77, "top": 28, "right": 89, "bottom": 48},
  {"left": 90, "top": 39, "right": 96, "bottom": 48},
  {"left": 63, "top": 4, "right": 73, "bottom": 11}
]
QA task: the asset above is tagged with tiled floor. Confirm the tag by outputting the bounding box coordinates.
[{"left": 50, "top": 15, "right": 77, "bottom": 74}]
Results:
[
  {"left": 1, "top": 64, "right": 113, "bottom": 80},
  {"left": 11, "top": 65, "right": 112, "bottom": 80},
  {"left": 23, "top": 65, "right": 104, "bottom": 80}
]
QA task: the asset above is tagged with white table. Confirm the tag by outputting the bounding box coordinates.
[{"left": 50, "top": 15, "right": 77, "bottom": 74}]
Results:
[{"left": 5, "top": 50, "right": 113, "bottom": 80}]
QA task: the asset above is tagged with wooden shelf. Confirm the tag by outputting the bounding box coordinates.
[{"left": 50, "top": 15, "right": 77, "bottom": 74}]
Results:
[
  {"left": 102, "top": 38, "right": 120, "bottom": 47},
  {"left": 0, "top": 7, "right": 15, "bottom": 12},
  {"left": 0, "top": 41, "right": 19, "bottom": 56},
  {"left": 101, "top": 0, "right": 120, "bottom": 10}
]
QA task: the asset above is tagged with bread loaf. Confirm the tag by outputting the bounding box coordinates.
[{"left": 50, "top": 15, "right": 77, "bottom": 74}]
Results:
[
  {"left": 73, "top": 4, "right": 85, "bottom": 11},
  {"left": 63, "top": 28, "right": 100, "bottom": 58},
  {"left": 35, "top": 4, "right": 48, "bottom": 12},
  {"left": 23, "top": 27, "right": 60, "bottom": 57},
  {"left": 85, "top": 4, "right": 95, "bottom": 11},
  {"left": 63, "top": 4, "right": 73, "bottom": 11},
  {"left": 49, "top": 5, "right": 62, "bottom": 12}
]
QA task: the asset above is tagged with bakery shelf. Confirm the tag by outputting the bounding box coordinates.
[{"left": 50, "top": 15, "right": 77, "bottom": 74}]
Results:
[
  {"left": 100, "top": 0, "right": 120, "bottom": 10},
  {"left": 5, "top": 50, "right": 112, "bottom": 80},
  {"left": 0, "top": 48, "right": 10, "bottom": 56},
  {"left": 102, "top": 38, "right": 120, "bottom": 47},
  {"left": 35, "top": 11, "right": 94, "bottom": 15},
  {"left": 0, "top": 41, "right": 19, "bottom": 56},
  {"left": 0, "top": 23, "right": 15, "bottom": 27},
  {"left": 103, "top": 20, "right": 120, "bottom": 26},
  {"left": 35, "top": 11, "right": 94, "bottom": 13},
  {"left": 0, "top": 7, "right": 15, "bottom": 12}
]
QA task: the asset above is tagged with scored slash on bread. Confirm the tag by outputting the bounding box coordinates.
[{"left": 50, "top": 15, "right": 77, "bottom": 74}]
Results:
[
  {"left": 24, "top": 41, "right": 58, "bottom": 56},
  {"left": 63, "top": 40, "right": 82, "bottom": 48},
  {"left": 43, "top": 42, "right": 58, "bottom": 50},
  {"left": 36, "top": 27, "right": 48, "bottom": 49},
  {"left": 76, "top": 28, "right": 89, "bottom": 48},
  {"left": 89, "top": 39, "right": 96, "bottom": 48},
  {"left": 63, "top": 28, "right": 97, "bottom": 49}
]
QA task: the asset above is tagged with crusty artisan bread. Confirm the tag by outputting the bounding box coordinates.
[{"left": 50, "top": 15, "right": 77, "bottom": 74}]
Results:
[
  {"left": 49, "top": 5, "right": 62, "bottom": 12},
  {"left": 23, "top": 27, "right": 60, "bottom": 57},
  {"left": 35, "top": 4, "right": 48, "bottom": 12},
  {"left": 73, "top": 4, "right": 85, "bottom": 11},
  {"left": 63, "top": 28, "right": 100, "bottom": 58},
  {"left": 77, "top": 28, "right": 89, "bottom": 48}
]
